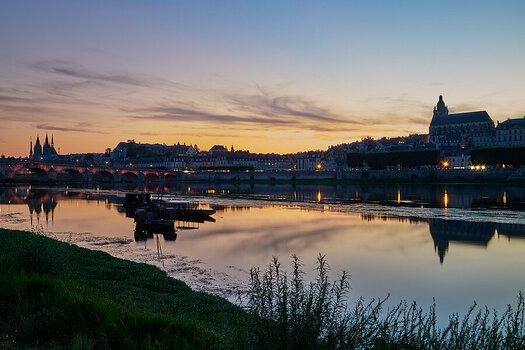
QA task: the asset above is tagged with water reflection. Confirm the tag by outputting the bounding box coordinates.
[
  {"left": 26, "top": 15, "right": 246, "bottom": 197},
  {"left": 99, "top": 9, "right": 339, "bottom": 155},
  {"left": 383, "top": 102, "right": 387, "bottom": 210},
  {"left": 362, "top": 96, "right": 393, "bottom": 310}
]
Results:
[
  {"left": 2, "top": 185, "right": 525, "bottom": 267},
  {"left": 360, "top": 213, "right": 525, "bottom": 263},
  {"left": 7, "top": 182, "right": 525, "bottom": 210},
  {"left": 134, "top": 226, "right": 177, "bottom": 242}
]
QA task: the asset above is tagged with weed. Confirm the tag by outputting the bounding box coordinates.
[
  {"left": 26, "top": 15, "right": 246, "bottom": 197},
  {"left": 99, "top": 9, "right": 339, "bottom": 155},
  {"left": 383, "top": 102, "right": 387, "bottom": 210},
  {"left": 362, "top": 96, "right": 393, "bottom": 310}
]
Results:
[{"left": 240, "top": 255, "right": 525, "bottom": 349}]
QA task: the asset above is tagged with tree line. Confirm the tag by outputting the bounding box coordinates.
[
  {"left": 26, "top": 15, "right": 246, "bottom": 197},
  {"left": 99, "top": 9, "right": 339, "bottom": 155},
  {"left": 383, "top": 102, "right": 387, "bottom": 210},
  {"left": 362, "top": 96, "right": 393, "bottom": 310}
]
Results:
[
  {"left": 471, "top": 146, "right": 525, "bottom": 167},
  {"left": 347, "top": 150, "right": 440, "bottom": 169}
]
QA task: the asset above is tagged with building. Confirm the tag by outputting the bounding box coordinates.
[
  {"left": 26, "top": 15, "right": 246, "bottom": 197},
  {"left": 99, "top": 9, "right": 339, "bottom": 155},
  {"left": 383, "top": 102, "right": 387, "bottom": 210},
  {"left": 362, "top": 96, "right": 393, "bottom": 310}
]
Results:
[
  {"left": 496, "top": 117, "right": 525, "bottom": 146},
  {"left": 31, "top": 133, "right": 58, "bottom": 161},
  {"left": 429, "top": 95, "right": 496, "bottom": 148}
]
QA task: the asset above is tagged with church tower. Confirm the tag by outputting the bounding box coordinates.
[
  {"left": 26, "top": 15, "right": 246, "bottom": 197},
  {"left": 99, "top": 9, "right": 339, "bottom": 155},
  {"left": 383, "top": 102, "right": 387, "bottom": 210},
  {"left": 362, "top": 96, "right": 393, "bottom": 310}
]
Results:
[
  {"left": 34, "top": 134, "right": 42, "bottom": 158},
  {"left": 433, "top": 95, "right": 448, "bottom": 117}
]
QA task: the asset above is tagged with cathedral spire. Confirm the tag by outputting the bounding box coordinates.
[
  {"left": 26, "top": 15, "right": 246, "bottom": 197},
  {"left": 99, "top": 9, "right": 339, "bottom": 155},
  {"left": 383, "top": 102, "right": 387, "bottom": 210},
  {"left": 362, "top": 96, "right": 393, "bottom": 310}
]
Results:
[
  {"left": 51, "top": 134, "right": 54, "bottom": 146},
  {"left": 433, "top": 95, "right": 448, "bottom": 117}
]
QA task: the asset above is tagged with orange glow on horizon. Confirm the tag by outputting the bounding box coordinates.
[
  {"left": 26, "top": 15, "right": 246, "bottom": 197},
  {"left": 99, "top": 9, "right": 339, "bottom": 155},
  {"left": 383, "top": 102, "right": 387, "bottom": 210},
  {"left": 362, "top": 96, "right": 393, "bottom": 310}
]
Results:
[{"left": 1, "top": 125, "right": 429, "bottom": 157}]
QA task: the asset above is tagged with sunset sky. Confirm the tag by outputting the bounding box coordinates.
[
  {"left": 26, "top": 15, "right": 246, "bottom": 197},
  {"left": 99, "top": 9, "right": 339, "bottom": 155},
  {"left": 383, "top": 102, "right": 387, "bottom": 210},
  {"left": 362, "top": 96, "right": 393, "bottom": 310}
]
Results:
[{"left": 1, "top": 1, "right": 524, "bottom": 156}]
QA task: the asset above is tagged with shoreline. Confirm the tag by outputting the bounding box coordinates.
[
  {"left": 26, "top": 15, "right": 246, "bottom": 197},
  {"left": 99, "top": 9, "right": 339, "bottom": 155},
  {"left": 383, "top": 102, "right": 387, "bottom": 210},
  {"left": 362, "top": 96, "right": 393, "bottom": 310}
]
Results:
[{"left": 2, "top": 167, "right": 525, "bottom": 186}]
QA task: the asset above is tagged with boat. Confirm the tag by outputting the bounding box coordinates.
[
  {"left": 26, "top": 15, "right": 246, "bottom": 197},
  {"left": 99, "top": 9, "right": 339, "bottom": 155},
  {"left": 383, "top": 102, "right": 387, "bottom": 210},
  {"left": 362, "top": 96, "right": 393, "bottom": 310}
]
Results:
[
  {"left": 124, "top": 193, "right": 154, "bottom": 217},
  {"left": 134, "top": 208, "right": 175, "bottom": 232},
  {"left": 163, "top": 201, "right": 216, "bottom": 220}
]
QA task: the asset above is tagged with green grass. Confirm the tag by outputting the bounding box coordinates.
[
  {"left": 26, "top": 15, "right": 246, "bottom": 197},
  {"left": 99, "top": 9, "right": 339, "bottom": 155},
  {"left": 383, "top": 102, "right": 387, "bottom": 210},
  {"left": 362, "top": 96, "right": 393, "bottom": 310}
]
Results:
[{"left": 0, "top": 228, "right": 246, "bottom": 349}]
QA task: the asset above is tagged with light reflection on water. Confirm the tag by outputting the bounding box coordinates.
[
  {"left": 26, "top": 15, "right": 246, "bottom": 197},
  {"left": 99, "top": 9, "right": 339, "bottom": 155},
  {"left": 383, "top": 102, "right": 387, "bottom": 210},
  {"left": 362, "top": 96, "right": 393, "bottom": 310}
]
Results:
[{"left": 1, "top": 184, "right": 524, "bottom": 323}]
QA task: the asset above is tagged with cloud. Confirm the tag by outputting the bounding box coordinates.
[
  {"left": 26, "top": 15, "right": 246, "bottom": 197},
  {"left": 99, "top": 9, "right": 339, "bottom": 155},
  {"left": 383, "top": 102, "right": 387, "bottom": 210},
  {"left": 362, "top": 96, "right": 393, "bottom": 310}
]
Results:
[
  {"left": 407, "top": 117, "right": 430, "bottom": 126},
  {"left": 449, "top": 103, "right": 483, "bottom": 113},
  {"left": 226, "top": 93, "right": 363, "bottom": 124},
  {"left": 138, "top": 132, "right": 162, "bottom": 136},
  {"left": 0, "top": 105, "right": 44, "bottom": 115},
  {"left": 129, "top": 106, "right": 294, "bottom": 125},
  {"left": 32, "top": 60, "right": 182, "bottom": 89},
  {"left": 0, "top": 95, "right": 32, "bottom": 102},
  {"left": 129, "top": 90, "right": 368, "bottom": 133},
  {"left": 35, "top": 123, "right": 109, "bottom": 134}
]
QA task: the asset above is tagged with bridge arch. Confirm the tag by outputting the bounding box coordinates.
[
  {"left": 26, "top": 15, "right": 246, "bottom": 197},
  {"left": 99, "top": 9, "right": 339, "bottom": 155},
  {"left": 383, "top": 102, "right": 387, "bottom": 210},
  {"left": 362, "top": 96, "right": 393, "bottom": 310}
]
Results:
[
  {"left": 144, "top": 173, "right": 159, "bottom": 183},
  {"left": 121, "top": 172, "right": 139, "bottom": 183},
  {"left": 164, "top": 173, "right": 177, "bottom": 185},
  {"left": 64, "top": 168, "right": 84, "bottom": 182},
  {"left": 26, "top": 167, "right": 49, "bottom": 181},
  {"left": 92, "top": 170, "right": 114, "bottom": 183}
]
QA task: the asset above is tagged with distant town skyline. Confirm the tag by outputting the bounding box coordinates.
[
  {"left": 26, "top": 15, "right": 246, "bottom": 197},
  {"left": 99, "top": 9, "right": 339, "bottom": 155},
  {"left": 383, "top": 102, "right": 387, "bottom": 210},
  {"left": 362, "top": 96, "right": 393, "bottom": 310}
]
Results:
[{"left": 2, "top": 1, "right": 525, "bottom": 157}]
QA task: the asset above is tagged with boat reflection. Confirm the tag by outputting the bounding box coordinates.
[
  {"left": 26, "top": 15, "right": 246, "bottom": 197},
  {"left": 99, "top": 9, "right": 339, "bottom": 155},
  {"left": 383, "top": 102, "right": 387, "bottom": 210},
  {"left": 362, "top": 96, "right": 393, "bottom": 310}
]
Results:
[{"left": 134, "top": 225, "right": 177, "bottom": 242}]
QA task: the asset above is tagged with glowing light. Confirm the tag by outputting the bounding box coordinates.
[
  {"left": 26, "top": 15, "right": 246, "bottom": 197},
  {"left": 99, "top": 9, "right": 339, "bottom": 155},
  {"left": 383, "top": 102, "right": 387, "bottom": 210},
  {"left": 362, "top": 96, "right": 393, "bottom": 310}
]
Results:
[
  {"left": 444, "top": 190, "right": 448, "bottom": 208},
  {"left": 317, "top": 190, "right": 322, "bottom": 202},
  {"left": 316, "top": 164, "right": 322, "bottom": 170},
  {"left": 443, "top": 161, "right": 449, "bottom": 168},
  {"left": 397, "top": 189, "right": 401, "bottom": 204},
  {"left": 503, "top": 192, "right": 507, "bottom": 206}
]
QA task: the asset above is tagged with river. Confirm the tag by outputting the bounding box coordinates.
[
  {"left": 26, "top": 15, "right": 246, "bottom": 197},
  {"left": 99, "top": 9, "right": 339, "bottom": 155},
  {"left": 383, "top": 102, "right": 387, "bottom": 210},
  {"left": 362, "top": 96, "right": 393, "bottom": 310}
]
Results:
[{"left": 1, "top": 183, "right": 524, "bottom": 324}]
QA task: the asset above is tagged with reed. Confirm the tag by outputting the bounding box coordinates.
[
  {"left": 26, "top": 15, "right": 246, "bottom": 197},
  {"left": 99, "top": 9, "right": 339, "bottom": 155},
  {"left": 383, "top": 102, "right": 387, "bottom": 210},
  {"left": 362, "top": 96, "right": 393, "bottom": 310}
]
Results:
[{"left": 241, "top": 254, "right": 525, "bottom": 350}]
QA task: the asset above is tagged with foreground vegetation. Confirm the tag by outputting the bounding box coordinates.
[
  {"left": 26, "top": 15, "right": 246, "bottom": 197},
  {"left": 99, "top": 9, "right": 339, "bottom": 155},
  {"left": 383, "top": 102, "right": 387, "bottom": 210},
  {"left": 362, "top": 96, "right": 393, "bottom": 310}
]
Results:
[
  {"left": 0, "top": 228, "right": 245, "bottom": 349},
  {"left": 1, "top": 228, "right": 524, "bottom": 349},
  {"left": 243, "top": 255, "right": 525, "bottom": 349}
]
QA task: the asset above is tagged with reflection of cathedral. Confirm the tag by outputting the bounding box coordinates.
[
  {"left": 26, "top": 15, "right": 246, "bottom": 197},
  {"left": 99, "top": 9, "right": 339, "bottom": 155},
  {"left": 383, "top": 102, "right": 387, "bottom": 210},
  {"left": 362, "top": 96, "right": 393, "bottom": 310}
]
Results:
[
  {"left": 429, "top": 219, "right": 496, "bottom": 264},
  {"left": 30, "top": 133, "right": 58, "bottom": 161}
]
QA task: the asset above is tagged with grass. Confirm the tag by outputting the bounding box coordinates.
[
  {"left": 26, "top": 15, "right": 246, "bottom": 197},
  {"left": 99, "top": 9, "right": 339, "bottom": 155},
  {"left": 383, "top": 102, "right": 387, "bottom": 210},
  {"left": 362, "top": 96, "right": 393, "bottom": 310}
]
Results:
[
  {"left": 0, "top": 260, "right": 225, "bottom": 349},
  {"left": 1, "top": 228, "right": 524, "bottom": 349},
  {"left": 0, "top": 228, "right": 246, "bottom": 349}
]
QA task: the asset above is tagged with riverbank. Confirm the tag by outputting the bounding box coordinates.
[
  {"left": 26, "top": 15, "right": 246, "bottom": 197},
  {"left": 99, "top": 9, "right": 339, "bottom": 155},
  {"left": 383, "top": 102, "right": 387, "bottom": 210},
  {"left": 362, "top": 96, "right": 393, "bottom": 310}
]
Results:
[{"left": 0, "top": 228, "right": 247, "bottom": 349}]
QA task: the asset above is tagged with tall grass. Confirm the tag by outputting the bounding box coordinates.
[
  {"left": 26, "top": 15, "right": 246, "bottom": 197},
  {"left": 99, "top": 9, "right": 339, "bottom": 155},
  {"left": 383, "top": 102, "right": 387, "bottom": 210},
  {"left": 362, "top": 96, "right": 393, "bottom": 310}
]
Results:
[{"left": 241, "top": 254, "right": 525, "bottom": 350}]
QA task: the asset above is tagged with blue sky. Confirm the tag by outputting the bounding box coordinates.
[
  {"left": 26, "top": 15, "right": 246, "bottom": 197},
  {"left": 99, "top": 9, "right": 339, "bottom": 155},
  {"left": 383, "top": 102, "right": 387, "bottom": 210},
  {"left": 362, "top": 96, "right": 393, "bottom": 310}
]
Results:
[{"left": 1, "top": 0, "right": 524, "bottom": 155}]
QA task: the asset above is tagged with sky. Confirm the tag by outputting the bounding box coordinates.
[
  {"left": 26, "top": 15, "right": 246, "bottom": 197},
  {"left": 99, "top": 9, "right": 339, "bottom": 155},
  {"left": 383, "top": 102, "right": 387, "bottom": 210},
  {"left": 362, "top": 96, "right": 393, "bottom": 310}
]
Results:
[{"left": 1, "top": 0, "right": 525, "bottom": 156}]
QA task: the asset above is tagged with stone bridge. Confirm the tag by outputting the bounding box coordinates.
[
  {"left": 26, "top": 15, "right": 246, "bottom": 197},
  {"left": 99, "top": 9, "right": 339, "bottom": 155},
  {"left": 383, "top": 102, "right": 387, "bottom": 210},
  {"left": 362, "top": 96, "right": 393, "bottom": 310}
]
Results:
[{"left": 0, "top": 161, "right": 182, "bottom": 184}]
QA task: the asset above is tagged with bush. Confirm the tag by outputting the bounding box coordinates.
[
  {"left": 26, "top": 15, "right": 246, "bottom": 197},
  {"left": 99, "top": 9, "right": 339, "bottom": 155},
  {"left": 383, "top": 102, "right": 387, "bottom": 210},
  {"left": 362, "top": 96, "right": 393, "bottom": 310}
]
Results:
[
  {"left": 347, "top": 150, "right": 440, "bottom": 169},
  {"left": 471, "top": 146, "right": 525, "bottom": 167}
]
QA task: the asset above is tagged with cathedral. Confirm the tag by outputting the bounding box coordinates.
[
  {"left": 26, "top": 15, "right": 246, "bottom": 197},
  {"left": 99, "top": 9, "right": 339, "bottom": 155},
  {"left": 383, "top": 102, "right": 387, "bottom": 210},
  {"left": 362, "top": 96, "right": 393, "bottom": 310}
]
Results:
[
  {"left": 30, "top": 133, "right": 58, "bottom": 160},
  {"left": 429, "top": 95, "right": 496, "bottom": 148}
]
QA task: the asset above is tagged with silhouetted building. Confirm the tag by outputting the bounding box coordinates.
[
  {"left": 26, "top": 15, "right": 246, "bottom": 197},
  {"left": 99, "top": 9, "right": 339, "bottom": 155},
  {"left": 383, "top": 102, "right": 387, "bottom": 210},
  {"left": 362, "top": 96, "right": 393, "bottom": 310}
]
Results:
[
  {"left": 31, "top": 133, "right": 58, "bottom": 161},
  {"left": 496, "top": 117, "right": 525, "bottom": 146},
  {"left": 429, "top": 95, "right": 496, "bottom": 148}
]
